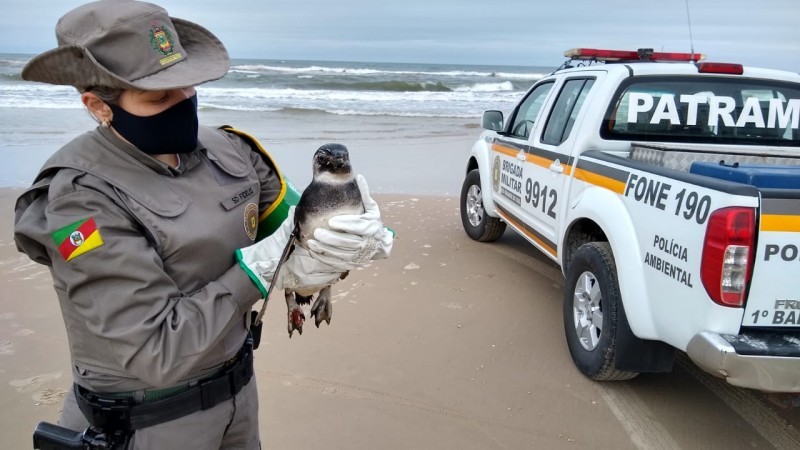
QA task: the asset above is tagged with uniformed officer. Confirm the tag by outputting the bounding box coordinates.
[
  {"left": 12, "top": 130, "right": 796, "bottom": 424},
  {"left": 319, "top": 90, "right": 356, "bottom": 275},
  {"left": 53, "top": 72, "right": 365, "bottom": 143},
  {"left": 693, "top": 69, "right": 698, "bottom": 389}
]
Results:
[{"left": 14, "top": 1, "right": 393, "bottom": 449}]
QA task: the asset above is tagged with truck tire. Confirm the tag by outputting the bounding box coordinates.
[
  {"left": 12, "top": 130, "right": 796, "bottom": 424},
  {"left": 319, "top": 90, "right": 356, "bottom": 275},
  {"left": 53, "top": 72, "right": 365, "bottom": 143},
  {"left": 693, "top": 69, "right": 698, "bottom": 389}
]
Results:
[
  {"left": 460, "top": 169, "right": 506, "bottom": 242},
  {"left": 563, "top": 242, "right": 638, "bottom": 381}
]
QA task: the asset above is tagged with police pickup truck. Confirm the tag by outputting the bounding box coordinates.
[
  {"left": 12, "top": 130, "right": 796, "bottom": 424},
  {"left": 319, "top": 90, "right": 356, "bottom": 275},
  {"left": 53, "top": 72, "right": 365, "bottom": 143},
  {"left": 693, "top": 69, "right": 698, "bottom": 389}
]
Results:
[{"left": 460, "top": 48, "right": 800, "bottom": 393}]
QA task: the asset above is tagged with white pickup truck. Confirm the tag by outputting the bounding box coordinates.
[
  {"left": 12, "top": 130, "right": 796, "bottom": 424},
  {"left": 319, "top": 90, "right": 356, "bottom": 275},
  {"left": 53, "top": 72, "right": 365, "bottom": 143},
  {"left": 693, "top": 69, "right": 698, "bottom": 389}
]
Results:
[{"left": 460, "top": 48, "right": 800, "bottom": 392}]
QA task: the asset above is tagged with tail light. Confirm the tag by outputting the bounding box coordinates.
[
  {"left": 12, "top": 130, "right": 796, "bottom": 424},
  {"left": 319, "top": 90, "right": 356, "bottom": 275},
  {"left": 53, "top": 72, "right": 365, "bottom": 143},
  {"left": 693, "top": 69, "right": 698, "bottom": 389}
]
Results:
[{"left": 700, "top": 207, "right": 756, "bottom": 307}]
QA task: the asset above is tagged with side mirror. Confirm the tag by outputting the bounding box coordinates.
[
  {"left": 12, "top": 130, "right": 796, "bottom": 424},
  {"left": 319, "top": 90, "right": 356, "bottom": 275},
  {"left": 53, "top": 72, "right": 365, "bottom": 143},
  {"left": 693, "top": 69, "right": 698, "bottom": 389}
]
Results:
[{"left": 481, "top": 110, "right": 504, "bottom": 132}]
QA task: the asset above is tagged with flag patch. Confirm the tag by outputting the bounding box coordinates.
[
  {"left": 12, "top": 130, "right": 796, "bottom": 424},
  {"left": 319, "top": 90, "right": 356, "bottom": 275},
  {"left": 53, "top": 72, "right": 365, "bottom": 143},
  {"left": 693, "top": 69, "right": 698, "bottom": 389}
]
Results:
[{"left": 52, "top": 217, "right": 104, "bottom": 261}]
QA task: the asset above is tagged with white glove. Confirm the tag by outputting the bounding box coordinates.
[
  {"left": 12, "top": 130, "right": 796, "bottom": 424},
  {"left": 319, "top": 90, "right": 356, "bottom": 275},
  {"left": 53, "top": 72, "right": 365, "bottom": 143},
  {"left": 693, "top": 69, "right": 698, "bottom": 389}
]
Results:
[
  {"left": 306, "top": 174, "right": 394, "bottom": 268},
  {"left": 236, "top": 207, "right": 343, "bottom": 297}
]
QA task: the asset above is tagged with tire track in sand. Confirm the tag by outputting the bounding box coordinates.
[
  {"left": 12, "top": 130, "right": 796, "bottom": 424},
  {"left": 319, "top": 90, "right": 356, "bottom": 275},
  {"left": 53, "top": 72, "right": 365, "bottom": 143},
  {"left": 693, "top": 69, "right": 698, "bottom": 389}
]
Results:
[
  {"left": 492, "top": 239, "right": 800, "bottom": 449},
  {"left": 259, "top": 369, "right": 551, "bottom": 440},
  {"left": 676, "top": 353, "right": 800, "bottom": 450},
  {"left": 489, "top": 242, "right": 680, "bottom": 449}
]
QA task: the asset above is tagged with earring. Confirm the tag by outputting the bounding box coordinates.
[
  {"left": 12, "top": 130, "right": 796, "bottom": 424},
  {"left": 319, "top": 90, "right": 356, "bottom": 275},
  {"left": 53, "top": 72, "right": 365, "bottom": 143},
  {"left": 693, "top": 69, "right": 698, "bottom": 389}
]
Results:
[{"left": 101, "top": 119, "right": 110, "bottom": 127}]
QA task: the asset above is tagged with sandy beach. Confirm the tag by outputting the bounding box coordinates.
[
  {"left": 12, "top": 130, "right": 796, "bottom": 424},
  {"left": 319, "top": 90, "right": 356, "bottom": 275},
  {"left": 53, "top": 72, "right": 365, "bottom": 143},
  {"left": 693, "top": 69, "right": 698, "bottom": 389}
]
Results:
[
  {"left": 4, "top": 112, "right": 800, "bottom": 449},
  {"left": 0, "top": 183, "right": 636, "bottom": 449}
]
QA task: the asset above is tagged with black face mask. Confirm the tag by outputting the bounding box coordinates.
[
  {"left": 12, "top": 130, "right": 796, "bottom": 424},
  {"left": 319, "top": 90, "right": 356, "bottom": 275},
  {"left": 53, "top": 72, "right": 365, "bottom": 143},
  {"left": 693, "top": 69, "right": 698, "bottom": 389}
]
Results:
[{"left": 109, "top": 94, "right": 199, "bottom": 155}]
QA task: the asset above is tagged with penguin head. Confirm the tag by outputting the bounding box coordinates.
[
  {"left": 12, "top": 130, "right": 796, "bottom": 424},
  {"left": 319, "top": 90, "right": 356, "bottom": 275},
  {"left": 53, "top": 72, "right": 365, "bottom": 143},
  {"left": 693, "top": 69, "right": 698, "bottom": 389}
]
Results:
[{"left": 313, "top": 143, "right": 353, "bottom": 179}]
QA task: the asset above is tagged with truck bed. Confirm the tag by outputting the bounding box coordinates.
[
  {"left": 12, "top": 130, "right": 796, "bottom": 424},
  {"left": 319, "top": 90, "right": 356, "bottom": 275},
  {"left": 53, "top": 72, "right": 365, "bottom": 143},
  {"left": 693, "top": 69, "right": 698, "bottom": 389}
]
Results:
[{"left": 629, "top": 142, "right": 800, "bottom": 172}]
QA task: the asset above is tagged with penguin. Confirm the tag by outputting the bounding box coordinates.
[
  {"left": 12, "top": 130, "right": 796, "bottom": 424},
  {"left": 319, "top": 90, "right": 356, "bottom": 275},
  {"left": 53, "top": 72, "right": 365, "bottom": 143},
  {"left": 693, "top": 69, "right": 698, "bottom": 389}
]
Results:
[{"left": 286, "top": 143, "right": 364, "bottom": 337}]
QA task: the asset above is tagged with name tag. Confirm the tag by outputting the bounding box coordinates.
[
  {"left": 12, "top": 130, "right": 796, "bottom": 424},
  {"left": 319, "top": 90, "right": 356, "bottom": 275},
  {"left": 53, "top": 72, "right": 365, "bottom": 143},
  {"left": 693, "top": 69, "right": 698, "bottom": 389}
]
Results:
[{"left": 221, "top": 184, "right": 258, "bottom": 211}]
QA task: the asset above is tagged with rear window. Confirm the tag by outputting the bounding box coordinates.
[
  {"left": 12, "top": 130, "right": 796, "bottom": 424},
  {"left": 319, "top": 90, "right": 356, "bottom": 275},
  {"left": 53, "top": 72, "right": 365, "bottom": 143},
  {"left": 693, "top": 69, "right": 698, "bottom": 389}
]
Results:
[{"left": 602, "top": 76, "right": 800, "bottom": 146}]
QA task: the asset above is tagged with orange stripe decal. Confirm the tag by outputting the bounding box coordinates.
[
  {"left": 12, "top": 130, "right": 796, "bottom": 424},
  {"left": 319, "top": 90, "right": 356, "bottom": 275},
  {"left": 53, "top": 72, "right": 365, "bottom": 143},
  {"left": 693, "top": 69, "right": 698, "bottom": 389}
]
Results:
[
  {"left": 492, "top": 143, "right": 573, "bottom": 175},
  {"left": 573, "top": 168, "right": 626, "bottom": 194},
  {"left": 496, "top": 209, "right": 557, "bottom": 257},
  {"left": 492, "top": 143, "right": 519, "bottom": 158},
  {"left": 761, "top": 214, "right": 800, "bottom": 233}
]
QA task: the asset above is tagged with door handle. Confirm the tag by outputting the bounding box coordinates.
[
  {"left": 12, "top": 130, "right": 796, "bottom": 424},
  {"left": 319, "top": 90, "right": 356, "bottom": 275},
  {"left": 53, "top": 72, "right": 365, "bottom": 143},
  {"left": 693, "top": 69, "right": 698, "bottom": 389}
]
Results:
[
  {"left": 549, "top": 160, "right": 564, "bottom": 174},
  {"left": 517, "top": 151, "right": 526, "bottom": 161}
]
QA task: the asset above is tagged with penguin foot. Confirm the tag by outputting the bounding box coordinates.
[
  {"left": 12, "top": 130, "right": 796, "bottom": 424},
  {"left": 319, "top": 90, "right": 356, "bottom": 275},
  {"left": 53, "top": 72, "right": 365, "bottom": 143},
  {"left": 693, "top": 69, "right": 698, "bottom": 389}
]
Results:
[
  {"left": 286, "top": 291, "right": 305, "bottom": 338},
  {"left": 310, "top": 286, "right": 333, "bottom": 328},
  {"left": 288, "top": 306, "right": 305, "bottom": 337}
]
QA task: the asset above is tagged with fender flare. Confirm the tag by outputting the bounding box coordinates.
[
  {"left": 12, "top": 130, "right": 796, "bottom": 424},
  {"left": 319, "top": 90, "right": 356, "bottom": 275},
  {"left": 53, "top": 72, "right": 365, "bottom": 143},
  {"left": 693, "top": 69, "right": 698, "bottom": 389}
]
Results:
[
  {"left": 467, "top": 137, "right": 501, "bottom": 219},
  {"left": 564, "top": 185, "right": 658, "bottom": 339}
]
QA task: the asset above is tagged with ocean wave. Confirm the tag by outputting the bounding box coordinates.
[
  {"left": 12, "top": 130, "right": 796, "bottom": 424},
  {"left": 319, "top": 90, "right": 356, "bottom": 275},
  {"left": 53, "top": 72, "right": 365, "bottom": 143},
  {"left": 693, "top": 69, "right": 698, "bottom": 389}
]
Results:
[
  {"left": 198, "top": 103, "right": 479, "bottom": 118},
  {"left": 199, "top": 103, "right": 284, "bottom": 112},
  {"left": 228, "top": 68, "right": 262, "bottom": 75},
  {"left": 494, "top": 71, "right": 549, "bottom": 80},
  {"left": 0, "top": 81, "right": 526, "bottom": 107},
  {"left": 323, "top": 109, "right": 479, "bottom": 118},
  {"left": 0, "top": 82, "right": 520, "bottom": 117},
  {"left": 0, "top": 59, "right": 526, "bottom": 117},
  {"left": 272, "top": 106, "right": 480, "bottom": 118},
  {"left": 0, "top": 55, "right": 548, "bottom": 81},
  {"left": 197, "top": 86, "right": 520, "bottom": 103},
  {"left": 453, "top": 81, "right": 515, "bottom": 92},
  {"left": 325, "top": 80, "right": 453, "bottom": 92},
  {"left": 0, "top": 58, "right": 27, "bottom": 71},
  {"left": 232, "top": 64, "right": 384, "bottom": 75},
  {"left": 223, "top": 73, "right": 526, "bottom": 93},
  {"left": 0, "top": 58, "right": 26, "bottom": 65},
  {"left": 0, "top": 84, "right": 81, "bottom": 108},
  {"left": 296, "top": 80, "right": 517, "bottom": 93},
  {"left": 229, "top": 63, "right": 545, "bottom": 80},
  {"left": 1, "top": 73, "right": 24, "bottom": 81}
]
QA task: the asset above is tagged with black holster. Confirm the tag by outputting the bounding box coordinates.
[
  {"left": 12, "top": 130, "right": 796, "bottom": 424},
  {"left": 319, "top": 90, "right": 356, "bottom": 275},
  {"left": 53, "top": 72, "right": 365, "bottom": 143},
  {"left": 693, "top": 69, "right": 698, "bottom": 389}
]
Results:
[
  {"left": 32, "top": 421, "right": 129, "bottom": 450},
  {"left": 249, "top": 310, "right": 263, "bottom": 349}
]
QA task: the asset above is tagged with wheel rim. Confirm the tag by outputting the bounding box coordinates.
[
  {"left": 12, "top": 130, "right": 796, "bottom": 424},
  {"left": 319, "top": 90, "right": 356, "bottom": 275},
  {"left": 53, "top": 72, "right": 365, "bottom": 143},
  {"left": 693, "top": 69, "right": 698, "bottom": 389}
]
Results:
[
  {"left": 572, "top": 271, "right": 603, "bottom": 351},
  {"left": 465, "top": 184, "right": 484, "bottom": 227}
]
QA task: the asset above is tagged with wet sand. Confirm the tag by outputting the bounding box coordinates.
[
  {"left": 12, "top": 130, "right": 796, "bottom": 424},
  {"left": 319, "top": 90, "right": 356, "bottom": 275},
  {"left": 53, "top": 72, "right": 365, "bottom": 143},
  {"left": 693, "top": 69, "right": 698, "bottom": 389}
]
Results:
[{"left": 1, "top": 109, "right": 482, "bottom": 196}]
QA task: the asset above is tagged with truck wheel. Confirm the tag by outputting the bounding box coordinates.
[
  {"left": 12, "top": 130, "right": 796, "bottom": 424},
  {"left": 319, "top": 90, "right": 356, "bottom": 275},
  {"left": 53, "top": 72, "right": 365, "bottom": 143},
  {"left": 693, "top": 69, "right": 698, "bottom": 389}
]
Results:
[
  {"left": 563, "top": 242, "right": 638, "bottom": 381},
  {"left": 460, "top": 169, "right": 506, "bottom": 242}
]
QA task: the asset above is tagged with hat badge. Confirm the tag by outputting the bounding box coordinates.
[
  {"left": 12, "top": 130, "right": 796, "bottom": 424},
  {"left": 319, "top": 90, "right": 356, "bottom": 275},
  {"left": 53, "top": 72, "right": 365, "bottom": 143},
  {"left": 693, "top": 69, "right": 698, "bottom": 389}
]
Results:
[{"left": 149, "top": 21, "right": 174, "bottom": 56}]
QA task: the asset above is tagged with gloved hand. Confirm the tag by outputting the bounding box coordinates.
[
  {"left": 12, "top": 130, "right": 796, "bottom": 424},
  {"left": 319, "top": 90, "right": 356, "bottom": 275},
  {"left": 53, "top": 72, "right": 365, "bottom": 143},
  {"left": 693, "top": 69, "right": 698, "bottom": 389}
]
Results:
[
  {"left": 306, "top": 174, "right": 394, "bottom": 269},
  {"left": 236, "top": 207, "right": 343, "bottom": 297}
]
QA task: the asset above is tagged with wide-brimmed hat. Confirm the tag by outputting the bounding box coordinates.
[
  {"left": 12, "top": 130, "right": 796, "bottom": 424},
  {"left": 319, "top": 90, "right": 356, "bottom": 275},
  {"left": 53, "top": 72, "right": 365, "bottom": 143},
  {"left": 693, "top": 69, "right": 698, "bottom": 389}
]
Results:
[{"left": 22, "top": 0, "right": 230, "bottom": 91}]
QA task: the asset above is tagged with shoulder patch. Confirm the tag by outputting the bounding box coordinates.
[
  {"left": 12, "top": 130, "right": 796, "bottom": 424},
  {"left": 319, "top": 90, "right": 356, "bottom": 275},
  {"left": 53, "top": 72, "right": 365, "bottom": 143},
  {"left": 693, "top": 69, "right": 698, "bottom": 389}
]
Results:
[
  {"left": 244, "top": 202, "right": 259, "bottom": 241},
  {"left": 52, "top": 217, "right": 104, "bottom": 261}
]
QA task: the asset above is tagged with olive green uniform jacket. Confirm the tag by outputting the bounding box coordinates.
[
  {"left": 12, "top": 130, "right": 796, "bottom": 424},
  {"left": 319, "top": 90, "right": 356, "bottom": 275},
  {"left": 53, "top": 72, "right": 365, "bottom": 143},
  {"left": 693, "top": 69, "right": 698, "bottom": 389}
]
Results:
[{"left": 14, "top": 125, "right": 280, "bottom": 393}]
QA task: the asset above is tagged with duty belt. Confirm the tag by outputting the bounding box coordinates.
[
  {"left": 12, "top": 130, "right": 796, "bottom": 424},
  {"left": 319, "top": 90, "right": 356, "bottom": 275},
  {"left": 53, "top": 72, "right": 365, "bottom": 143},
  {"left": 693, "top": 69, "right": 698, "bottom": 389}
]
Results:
[{"left": 75, "top": 339, "right": 254, "bottom": 431}]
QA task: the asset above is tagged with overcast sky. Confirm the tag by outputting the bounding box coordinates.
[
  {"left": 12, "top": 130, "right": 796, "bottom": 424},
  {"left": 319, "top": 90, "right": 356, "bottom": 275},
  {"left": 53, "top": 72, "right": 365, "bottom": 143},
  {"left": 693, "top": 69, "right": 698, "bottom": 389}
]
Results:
[{"left": 3, "top": 0, "right": 799, "bottom": 70}]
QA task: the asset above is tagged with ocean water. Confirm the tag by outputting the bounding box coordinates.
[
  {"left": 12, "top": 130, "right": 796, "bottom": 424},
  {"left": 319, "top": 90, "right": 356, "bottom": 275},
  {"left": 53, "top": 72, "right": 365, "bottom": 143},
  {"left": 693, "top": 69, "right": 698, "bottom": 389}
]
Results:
[
  {"left": 0, "top": 54, "right": 550, "bottom": 118},
  {"left": 0, "top": 54, "right": 551, "bottom": 190}
]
